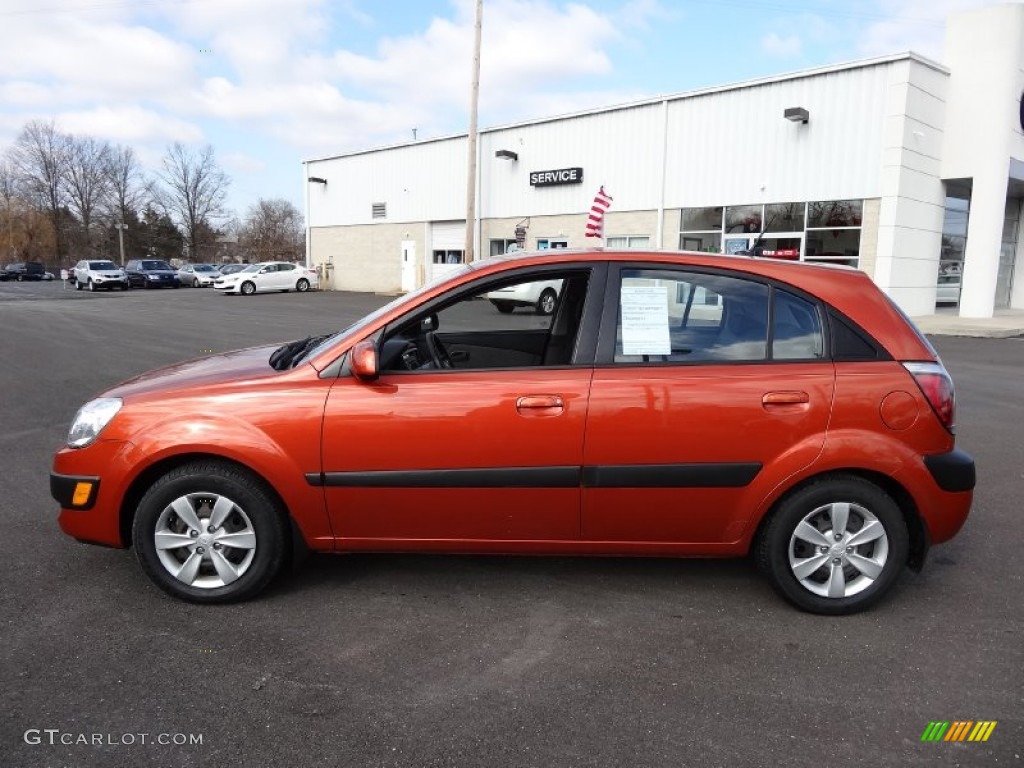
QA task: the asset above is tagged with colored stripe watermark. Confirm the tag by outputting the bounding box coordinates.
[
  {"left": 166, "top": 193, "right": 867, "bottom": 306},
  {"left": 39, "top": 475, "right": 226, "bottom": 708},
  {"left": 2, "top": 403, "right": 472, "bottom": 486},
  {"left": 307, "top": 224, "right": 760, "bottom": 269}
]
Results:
[{"left": 921, "top": 721, "right": 997, "bottom": 742}]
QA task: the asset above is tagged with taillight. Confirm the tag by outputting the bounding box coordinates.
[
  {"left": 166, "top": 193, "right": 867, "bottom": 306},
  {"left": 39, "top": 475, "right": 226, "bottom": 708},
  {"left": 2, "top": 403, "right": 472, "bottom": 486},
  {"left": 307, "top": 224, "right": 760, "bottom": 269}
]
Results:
[{"left": 903, "top": 361, "right": 955, "bottom": 431}]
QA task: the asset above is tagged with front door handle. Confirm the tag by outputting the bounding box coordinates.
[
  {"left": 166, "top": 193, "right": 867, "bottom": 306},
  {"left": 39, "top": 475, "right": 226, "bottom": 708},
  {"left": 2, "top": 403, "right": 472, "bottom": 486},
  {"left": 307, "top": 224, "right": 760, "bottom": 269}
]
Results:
[
  {"left": 516, "top": 395, "right": 564, "bottom": 415},
  {"left": 762, "top": 391, "right": 810, "bottom": 408}
]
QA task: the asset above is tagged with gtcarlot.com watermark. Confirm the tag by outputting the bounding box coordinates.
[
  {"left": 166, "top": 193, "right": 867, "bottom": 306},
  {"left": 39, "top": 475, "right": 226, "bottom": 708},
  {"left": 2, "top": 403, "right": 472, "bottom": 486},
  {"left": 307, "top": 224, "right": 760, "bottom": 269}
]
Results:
[{"left": 24, "top": 729, "right": 203, "bottom": 747}]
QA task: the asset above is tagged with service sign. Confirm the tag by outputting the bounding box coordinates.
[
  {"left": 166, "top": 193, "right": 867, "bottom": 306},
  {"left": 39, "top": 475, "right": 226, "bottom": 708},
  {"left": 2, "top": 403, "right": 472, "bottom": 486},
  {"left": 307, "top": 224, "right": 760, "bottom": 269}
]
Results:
[{"left": 529, "top": 167, "right": 584, "bottom": 187}]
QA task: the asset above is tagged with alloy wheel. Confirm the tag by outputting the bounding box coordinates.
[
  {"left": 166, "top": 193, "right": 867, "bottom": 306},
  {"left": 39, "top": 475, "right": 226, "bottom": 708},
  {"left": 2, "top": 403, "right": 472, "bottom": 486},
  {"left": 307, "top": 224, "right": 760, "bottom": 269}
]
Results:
[
  {"left": 153, "top": 492, "right": 257, "bottom": 589},
  {"left": 787, "top": 501, "right": 889, "bottom": 599}
]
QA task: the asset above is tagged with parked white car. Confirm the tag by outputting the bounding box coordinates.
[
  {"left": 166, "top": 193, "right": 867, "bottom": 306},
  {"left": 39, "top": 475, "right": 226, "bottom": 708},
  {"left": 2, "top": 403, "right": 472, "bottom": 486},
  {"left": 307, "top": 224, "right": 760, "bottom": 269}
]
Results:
[
  {"left": 73, "top": 260, "right": 128, "bottom": 292},
  {"left": 936, "top": 274, "right": 962, "bottom": 305},
  {"left": 177, "top": 263, "right": 220, "bottom": 287},
  {"left": 213, "top": 261, "right": 319, "bottom": 295},
  {"left": 486, "top": 279, "right": 563, "bottom": 315}
]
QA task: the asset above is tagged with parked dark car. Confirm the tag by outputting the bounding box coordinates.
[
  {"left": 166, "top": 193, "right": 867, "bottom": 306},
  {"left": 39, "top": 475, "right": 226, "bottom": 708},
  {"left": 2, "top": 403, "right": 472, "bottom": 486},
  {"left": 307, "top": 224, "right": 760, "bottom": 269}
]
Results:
[
  {"left": 4, "top": 261, "right": 45, "bottom": 281},
  {"left": 125, "top": 259, "right": 180, "bottom": 289}
]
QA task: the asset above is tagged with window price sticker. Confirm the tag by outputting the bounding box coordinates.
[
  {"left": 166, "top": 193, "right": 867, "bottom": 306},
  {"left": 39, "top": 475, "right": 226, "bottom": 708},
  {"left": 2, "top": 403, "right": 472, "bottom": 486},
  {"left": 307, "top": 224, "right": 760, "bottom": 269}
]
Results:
[{"left": 620, "top": 285, "right": 671, "bottom": 356}]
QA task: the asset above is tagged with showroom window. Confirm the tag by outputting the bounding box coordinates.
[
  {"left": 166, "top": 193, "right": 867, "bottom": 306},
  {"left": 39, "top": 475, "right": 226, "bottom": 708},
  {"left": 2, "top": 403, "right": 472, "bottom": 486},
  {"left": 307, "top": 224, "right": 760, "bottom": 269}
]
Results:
[
  {"left": 537, "top": 238, "right": 568, "bottom": 249},
  {"left": 804, "top": 200, "right": 863, "bottom": 267},
  {"left": 680, "top": 206, "right": 723, "bottom": 253},
  {"left": 606, "top": 235, "right": 651, "bottom": 248},
  {"left": 680, "top": 200, "right": 864, "bottom": 268}
]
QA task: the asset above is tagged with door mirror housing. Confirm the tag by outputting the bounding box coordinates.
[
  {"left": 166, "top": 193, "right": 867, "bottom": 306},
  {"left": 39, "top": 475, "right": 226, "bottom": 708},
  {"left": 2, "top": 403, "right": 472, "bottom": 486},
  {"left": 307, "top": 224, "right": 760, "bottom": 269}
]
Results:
[{"left": 350, "top": 340, "right": 379, "bottom": 380}]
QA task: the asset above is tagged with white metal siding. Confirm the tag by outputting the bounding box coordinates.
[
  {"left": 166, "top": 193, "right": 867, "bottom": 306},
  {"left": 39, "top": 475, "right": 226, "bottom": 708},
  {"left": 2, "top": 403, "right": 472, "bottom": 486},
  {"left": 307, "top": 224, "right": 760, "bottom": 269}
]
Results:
[
  {"left": 664, "top": 63, "right": 892, "bottom": 206},
  {"left": 307, "top": 57, "right": 935, "bottom": 230}
]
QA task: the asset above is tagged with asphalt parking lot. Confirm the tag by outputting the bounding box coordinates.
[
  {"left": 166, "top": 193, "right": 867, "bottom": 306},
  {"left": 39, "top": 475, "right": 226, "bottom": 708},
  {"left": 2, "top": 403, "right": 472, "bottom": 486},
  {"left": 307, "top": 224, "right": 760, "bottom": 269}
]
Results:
[{"left": 1, "top": 279, "right": 1021, "bottom": 767}]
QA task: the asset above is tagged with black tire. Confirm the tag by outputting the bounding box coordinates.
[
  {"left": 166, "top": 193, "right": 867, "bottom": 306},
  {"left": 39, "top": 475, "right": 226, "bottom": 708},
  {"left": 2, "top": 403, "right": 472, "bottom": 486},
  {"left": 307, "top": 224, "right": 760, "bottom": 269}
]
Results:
[
  {"left": 75, "top": 279, "right": 82, "bottom": 291},
  {"left": 132, "top": 461, "right": 288, "bottom": 603},
  {"left": 241, "top": 281, "right": 256, "bottom": 296},
  {"left": 492, "top": 301, "right": 514, "bottom": 314},
  {"left": 296, "top": 278, "right": 310, "bottom": 292},
  {"left": 87, "top": 279, "right": 95, "bottom": 292},
  {"left": 535, "top": 288, "right": 557, "bottom": 316},
  {"left": 755, "top": 475, "right": 909, "bottom": 615},
  {"left": 192, "top": 278, "right": 200, "bottom": 288}
]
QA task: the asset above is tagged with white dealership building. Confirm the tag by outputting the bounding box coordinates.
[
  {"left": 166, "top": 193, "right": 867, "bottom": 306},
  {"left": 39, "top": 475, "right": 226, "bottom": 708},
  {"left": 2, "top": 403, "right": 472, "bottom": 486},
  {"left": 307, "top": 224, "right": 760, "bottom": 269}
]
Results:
[{"left": 305, "top": 4, "right": 1024, "bottom": 319}]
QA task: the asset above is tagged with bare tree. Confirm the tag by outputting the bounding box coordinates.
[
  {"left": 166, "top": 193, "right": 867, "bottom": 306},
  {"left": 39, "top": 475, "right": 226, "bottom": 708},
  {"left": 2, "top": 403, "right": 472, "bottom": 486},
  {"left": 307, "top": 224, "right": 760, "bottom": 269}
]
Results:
[
  {"left": 240, "top": 198, "right": 304, "bottom": 263},
  {"left": 64, "top": 135, "right": 112, "bottom": 253},
  {"left": 104, "top": 145, "right": 146, "bottom": 226},
  {"left": 0, "top": 159, "right": 18, "bottom": 261},
  {"left": 156, "top": 143, "right": 229, "bottom": 261},
  {"left": 8, "top": 119, "right": 69, "bottom": 262}
]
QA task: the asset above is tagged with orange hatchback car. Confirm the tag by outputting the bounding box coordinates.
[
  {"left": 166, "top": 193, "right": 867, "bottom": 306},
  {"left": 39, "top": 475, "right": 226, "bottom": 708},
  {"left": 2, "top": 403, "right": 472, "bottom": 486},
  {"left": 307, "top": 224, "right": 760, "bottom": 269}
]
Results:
[{"left": 51, "top": 250, "right": 975, "bottom": 613}]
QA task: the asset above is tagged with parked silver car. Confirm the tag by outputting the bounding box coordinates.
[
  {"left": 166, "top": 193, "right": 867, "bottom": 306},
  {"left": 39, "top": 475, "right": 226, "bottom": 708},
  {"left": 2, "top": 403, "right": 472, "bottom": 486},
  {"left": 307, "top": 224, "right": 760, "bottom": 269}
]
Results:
[{"left": 178, "top": 263, "right": 221, "bottom": 287}]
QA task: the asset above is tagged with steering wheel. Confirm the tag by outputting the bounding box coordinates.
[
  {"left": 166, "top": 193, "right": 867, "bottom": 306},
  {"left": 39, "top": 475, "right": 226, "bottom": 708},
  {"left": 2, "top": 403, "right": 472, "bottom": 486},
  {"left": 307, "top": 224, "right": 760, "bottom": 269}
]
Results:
[{"left": 425, "top": 331, "right": 453, "bottom": 369}]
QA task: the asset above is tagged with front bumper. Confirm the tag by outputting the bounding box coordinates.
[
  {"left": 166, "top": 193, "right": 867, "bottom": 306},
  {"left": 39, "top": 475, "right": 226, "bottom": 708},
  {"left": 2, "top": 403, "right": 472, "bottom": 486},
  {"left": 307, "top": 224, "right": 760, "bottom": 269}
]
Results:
[{"left": 52, "top": 439, "right": 141, "bottom": 548}]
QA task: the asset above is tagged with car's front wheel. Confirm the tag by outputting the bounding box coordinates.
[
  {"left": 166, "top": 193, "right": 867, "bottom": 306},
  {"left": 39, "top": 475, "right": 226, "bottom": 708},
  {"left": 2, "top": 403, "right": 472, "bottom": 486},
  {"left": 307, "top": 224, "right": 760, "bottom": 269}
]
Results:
[
  {"left": 132, "top": 461, "right": 287, "bottom": 603},
  {"left": 87, "top": 279, "right": 96, "bottom": 292},
  {"left": 296, "top": 278, "right": 310, "bottom": 292},
  {"left": 241, "top": 281, "right": 256, "bottom": 295},
  {"left": 755, "top": 475, "right": 909, "bottom": 615}
]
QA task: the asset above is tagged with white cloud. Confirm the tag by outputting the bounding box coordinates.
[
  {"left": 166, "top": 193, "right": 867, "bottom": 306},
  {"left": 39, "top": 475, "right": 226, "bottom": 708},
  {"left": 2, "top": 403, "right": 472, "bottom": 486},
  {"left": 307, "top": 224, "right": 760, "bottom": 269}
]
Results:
[
  {"left": 58, "top": 106, "right": 203, "bottom": 145},
  {"left": 222, "top": 151, "right": 266, "bottom": 174},
  {"left": 761, "top": 32, "right": 802, "bottom": 58},
  {"left": 858, "top": 0, "right": 992, "bottom": 59}
]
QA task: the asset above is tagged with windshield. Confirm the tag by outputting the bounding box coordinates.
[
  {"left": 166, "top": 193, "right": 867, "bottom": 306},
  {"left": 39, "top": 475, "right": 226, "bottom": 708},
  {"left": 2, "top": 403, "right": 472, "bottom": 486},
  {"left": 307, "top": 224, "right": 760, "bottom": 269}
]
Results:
[
  {"left": 141, "top": 261, "right": 172, "bottom": 270},
  {"left": 195, "top": 264, "right": 217, "bottom": 272},
  {"left": 242, "top": 264, "right": 262, "bottom": 273},
  {"left": 89, "top": 261, "right": 118, "bottom": 270}
]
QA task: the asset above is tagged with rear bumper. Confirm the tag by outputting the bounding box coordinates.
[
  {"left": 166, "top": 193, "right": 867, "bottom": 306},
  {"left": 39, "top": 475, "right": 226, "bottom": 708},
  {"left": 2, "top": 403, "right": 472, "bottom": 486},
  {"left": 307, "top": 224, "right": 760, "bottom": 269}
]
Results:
[{"left": 924, "top": 448, "right": 976, "bottom": 493}]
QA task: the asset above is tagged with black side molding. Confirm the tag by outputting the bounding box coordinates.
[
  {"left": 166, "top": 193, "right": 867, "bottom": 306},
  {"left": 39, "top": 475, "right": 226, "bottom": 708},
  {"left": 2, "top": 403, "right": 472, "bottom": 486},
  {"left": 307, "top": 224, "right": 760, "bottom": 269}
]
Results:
[
  {"left": 923, "top": 449, "right": 976, "bottom": 493},
  {"left": 309, "top": 463, "right": 763, "bottom": 489},
  {"left": 320, "top": 466, "right": 580, "bottom": 488},
  {"left": 582, "top": 463, "right": 761, "bottom": 488}
]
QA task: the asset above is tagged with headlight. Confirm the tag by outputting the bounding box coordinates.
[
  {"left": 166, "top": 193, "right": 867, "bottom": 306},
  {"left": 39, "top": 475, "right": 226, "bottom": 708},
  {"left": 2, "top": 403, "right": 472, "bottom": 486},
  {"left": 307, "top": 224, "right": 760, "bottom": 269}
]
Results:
[{"left": 67, "top": 397, "right": 122, "bottom": 448}]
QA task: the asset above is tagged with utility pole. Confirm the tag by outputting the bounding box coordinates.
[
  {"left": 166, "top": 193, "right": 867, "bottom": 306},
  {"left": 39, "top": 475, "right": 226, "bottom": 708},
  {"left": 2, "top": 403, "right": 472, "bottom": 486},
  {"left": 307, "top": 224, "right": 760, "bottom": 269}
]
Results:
[
  {"left": 115, "top": 222, "right": 127, "bottom": 266},
  {"left": 463, "top": 0, "right": 483, "bottom": 263}
]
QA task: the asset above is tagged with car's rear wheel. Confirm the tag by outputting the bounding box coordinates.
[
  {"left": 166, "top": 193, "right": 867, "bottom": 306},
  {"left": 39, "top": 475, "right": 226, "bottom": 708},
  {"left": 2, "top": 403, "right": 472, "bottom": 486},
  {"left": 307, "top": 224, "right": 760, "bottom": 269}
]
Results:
[
  {"left": 755, "top": 475, "right": 908, "bottom": 615},
  {"left": 241, "top": 281, "right": 256, "bottom": 295},
  {"left": 492, "top": 301, "right": 514, "bottom": 314},
  {"left": 132, "top": 461, "right": 287, "bottom": 603},
  {"left": 296, "top": 278, "right": 310, "bottom": 292},
  {"left": 535, "top": 288, "right": 557, "bottom": 316}
]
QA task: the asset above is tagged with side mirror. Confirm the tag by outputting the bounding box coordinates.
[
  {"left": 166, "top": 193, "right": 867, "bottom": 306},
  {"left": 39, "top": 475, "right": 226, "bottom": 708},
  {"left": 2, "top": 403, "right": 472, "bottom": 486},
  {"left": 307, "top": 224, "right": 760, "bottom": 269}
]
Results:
[{"left": 350, "top": 340, "right": 379, "bottom": 380}]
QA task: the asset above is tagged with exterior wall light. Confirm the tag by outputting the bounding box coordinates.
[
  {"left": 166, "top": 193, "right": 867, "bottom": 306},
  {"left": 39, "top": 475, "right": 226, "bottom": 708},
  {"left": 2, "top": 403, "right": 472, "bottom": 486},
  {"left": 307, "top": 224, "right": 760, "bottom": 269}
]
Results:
[
  {"left": 308, "top": 176, "right": 328, "bottom": 185},
  {"left": 495, "top": 149, "right": 518, "bottom": 161},
  {"left": 784, "top": 107, "right": 809, "bottom": 124}
]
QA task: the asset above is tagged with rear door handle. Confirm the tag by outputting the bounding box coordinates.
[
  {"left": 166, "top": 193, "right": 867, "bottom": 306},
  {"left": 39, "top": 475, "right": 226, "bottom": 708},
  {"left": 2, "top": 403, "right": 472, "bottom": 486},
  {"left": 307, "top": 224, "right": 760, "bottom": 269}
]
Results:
[
  {"left": 516, "top": 395, "right": 564, "bottom": 415},
  {"left": 762, "top": 391, "right": 810, "bottom": 407}
]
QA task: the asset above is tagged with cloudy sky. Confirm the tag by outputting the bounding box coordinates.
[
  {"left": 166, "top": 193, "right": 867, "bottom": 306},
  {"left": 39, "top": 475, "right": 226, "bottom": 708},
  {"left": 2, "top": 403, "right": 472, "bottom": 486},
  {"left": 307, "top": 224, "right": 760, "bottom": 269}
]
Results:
[{"left": 0, "top": 0, "right": 1002, "bottom": 218}]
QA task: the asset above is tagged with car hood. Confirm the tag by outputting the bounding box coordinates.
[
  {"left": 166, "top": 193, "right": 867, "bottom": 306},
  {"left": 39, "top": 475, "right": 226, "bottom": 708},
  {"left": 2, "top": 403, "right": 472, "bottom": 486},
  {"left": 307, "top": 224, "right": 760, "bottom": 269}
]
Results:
[{"left": 106, "top": 344, "right": 281, "bottom": 400}]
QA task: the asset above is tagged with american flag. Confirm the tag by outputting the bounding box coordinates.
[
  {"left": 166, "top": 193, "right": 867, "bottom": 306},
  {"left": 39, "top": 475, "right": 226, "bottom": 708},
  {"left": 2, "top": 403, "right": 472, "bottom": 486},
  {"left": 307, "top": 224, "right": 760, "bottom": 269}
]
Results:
[{"left": 584, "top": 186, "right": 613, "bottom": 238}]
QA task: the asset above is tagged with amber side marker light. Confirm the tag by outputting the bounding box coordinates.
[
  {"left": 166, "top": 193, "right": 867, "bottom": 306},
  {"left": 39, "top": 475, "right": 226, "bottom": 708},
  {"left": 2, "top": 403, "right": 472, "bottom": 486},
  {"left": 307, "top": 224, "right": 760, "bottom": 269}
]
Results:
[{"left": 72, "top": 482, "right": 94, "bottom": 506}]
